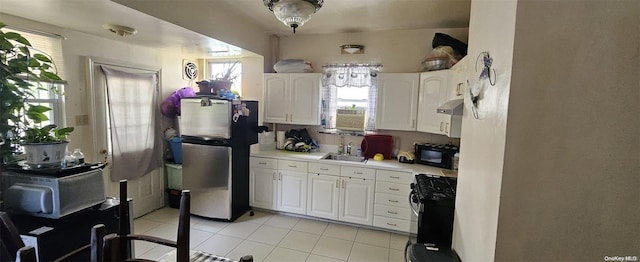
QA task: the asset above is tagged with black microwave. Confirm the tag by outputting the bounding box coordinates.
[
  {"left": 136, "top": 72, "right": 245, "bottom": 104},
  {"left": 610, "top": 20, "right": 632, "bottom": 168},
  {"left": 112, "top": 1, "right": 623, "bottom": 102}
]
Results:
[{"left": 414, "top": 143, "right": 458, "bottom": 169}]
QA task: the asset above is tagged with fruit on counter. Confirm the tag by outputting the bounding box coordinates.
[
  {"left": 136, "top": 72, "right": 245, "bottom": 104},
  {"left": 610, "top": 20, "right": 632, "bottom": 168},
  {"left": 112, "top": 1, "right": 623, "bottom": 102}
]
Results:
[{"left": 373, "top": 153, "right": 384, "bottom": 161}]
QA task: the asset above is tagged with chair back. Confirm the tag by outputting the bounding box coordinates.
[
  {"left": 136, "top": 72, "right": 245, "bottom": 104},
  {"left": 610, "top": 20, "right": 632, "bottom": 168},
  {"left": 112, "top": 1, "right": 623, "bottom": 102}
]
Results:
[{"left": 1, "top": 212, "right": 35, "bottom": 262}]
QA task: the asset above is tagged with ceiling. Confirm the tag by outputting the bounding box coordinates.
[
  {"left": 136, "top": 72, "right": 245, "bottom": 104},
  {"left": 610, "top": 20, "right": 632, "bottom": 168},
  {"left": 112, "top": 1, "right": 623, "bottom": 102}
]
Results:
[{"left": 0, "top": 0, "right": 470, "bottom": 57}]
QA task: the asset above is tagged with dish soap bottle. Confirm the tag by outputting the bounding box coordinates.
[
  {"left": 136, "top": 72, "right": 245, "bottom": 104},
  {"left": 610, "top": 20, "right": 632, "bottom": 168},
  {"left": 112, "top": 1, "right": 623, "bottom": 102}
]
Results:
[{"left": 338, "top": 136, "right": 344, "bottom": 155}]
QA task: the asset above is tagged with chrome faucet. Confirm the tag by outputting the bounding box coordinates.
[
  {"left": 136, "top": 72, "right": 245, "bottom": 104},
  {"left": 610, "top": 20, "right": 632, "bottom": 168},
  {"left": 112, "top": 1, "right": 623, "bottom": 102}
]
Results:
[{"left": 346, "top": 142, "right": 352, "bottom": 155}]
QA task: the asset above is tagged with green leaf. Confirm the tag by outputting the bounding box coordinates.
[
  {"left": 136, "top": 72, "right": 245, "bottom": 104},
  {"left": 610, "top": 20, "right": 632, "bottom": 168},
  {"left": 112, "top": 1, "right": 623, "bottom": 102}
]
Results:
[
  {"left": 28, "top": 104, "right": 52, "bottom": 113},
  {"left": 33, "top": 53, "right": 52, "bottom": 63},
  {"left": 40, "top": 71, "right": 62, "bottom": 81},
  {"left": 4, "top": 32, "right": 31, "bottom": 46}
]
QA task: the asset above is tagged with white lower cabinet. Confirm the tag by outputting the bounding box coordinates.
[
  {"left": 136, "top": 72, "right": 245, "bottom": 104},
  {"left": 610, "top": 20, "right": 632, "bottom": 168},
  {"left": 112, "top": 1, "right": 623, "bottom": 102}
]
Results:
[
  {"left": 276, "top": 160, "right": 308, "bottom": 215},
  {"left": 373, "top": 169, "right": 413, "bottom": 232},
  {"left": 252, "top": 157, "right": 413, "bottom": 231},
  {"left": 250, "top": 157, "right": 277, "bottom": 210},
  {"left": 307, "top": 163, "right": 340, "bottom": 220}
]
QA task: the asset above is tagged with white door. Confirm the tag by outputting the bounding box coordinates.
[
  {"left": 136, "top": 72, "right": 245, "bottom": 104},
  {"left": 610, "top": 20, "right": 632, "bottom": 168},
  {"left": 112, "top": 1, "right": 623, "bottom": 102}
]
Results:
[
  {"left": 339, "top": 177, "right": 375, "bottom": 225},
  {"left": 306, "top": 173, "right": 339, "bottom": 220},
  {"left": 376, "top": 73, "right": 419, "bottom": 131},
  {"left": 277, "top": 170, "right": 307, "bottom": 214},
  {"left": 250, "top": 167, "right": 277, "bottom": 209},
  {"left": 417, "top": 71, "right": 448, "bottom": 134},
  {"left": 263, "top": 74, "right": 289, "bottom": 123},
  {"left": 87, "top": 57, "right": 164, "bottom": 218},
  {"left": 289, "top": 74, "right": 321, "bottom": 125}
]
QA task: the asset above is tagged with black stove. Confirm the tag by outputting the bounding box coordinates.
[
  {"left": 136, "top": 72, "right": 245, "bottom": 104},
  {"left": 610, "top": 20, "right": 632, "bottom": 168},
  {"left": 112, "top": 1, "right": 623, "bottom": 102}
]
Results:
[{"left": 414, "top": 173, "right": 457, "bottom": 201}]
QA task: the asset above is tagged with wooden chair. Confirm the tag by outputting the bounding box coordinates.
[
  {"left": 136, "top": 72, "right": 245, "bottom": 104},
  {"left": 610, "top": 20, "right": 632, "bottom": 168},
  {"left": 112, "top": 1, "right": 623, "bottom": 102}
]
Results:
[
  {"left": 0, "top": 211, "right": 36, "bottom": 262},
  {"left": 99, "top": 180, "right": 253, "bottom": 262}
]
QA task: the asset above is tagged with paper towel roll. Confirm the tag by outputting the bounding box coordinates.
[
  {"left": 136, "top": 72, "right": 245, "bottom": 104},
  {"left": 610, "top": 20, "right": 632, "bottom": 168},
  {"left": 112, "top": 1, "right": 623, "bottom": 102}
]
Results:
[{"left": 276, "top": 131, "right": 286, "bottom": 149}]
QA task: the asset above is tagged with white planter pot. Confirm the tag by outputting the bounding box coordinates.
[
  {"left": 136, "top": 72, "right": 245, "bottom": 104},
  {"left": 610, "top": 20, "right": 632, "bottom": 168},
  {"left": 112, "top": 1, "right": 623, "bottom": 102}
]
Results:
[{"left": 22, "top": 142, "right": 68, "bottom": 168}]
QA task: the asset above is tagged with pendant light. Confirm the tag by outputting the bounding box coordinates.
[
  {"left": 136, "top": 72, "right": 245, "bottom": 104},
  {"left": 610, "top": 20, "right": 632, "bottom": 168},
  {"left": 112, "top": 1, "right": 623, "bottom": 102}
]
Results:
[{"left": 264, "top": 0, "right": 323, "bottom": 34}]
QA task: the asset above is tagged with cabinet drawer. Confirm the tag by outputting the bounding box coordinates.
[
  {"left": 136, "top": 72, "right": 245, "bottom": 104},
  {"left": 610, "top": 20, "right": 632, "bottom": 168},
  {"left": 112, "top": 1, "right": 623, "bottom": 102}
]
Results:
[
  {"left": 341, "top": 166, "right": 375, "bottom": 180},
  {"left": 278, "top": 160, "right": 308, "bottom": 172},
  {"left": 308, "top": 162, "right": 340, "bottom": 176},
  {"left": 373, "top": 216, "right": 410, "bottom": 233},
  {"left": 376, "top": 170, "right": 412, "bottom": 184},
  {"left": 375, "top": 193, "right": 407, "bottom": 208},
  {"left": 374, "top": 204, "right": 412, "bottom": 220},
  {"left": 250, "top": 157, "right": 277, "bottom": 169},
  {"left": 376, "top": 181, "right": 411, "bottom": 196}
]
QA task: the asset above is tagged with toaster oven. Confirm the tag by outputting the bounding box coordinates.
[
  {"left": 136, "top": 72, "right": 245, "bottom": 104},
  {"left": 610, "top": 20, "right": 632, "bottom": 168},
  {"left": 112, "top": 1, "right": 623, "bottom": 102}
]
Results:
[{"left": 2, "top": 167, "right": 105, "bottom": 219}]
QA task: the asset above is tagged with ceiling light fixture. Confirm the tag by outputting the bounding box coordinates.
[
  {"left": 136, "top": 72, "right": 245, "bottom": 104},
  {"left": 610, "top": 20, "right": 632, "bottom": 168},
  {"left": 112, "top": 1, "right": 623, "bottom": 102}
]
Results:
[
  {"left": 102, "top": 24, "right": 137, "bottom": 37},
  {"left": 264, "top": 0, "right": 323, "bottom": 34},
  {"left": 341, "top": 45, "right": 365, "bottom": 54}
]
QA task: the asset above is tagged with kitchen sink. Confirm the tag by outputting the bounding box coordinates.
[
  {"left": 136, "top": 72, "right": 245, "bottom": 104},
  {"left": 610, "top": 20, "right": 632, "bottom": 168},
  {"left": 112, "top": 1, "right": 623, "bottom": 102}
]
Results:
[{"left": 321, "top": 153, "right": 366, "bottom": 163}]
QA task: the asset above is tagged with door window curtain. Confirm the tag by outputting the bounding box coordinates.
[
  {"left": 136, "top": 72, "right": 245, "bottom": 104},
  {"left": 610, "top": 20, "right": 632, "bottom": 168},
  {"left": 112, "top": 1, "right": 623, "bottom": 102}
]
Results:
[
  {"left": 322, "top": 64, "right": 381, "bottom": 130},
  {"left": 101, "top": 66, "right": 161, "bottom": 181}
]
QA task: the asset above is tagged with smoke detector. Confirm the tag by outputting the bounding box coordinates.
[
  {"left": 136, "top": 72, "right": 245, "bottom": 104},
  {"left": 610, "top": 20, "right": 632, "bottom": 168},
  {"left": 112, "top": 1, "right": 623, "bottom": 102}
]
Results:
[{"left": 103, "top": 24, "right": 137, "bottom": 37}]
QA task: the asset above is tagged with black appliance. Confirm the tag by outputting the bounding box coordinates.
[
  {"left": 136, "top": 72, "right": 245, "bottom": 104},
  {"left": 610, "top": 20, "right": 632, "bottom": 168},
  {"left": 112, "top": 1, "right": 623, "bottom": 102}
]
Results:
[
  {"left": 405, "top": 174, "right": 459, "bottom": 262},
  {"left": 414, "top": 143, "right": 458, "bottom": 169},
  {"left": 180, "top": 97, "right": 258, "bottom": 221}
]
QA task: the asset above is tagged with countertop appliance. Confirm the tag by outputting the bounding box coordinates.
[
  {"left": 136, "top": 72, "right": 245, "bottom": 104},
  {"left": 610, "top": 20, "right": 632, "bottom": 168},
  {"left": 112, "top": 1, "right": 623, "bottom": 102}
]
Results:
[
  {"left": 414, "top": 143, "right": 458, "bottom": 170},
  {"left": 1, "top": 164, "right": 106, "bottom": 219},
  {"left": 406, "top": 174, "right": 459, "bottom": 262},
  {"left": 180, "top": 97, "right": 258, "bottom": 221}
]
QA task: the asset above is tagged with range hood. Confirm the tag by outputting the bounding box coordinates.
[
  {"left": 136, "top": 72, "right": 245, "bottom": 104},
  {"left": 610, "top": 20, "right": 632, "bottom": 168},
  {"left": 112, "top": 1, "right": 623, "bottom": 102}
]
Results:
[{"left": 437, "top": 99, "right": 463, "bottom": 115}]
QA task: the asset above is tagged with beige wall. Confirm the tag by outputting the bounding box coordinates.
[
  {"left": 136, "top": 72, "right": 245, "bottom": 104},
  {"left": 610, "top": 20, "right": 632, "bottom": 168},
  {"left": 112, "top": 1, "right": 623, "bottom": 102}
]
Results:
[
  {"left": 454, "top": 0, "right": 639, "bottom": 260},
  {"left": 278, "top": 28, "right": 468, "bottom": 73},
  {"left": 495, "top": 0, "right": 639, "bottom": 260},
  {"left": 451, "top": 0, "right": 517, "bottom": 260}
]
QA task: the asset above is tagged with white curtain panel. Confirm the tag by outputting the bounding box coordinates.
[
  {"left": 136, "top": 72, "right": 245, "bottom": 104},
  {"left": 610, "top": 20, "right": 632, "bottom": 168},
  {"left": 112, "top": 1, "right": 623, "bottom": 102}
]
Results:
[
  {"left": 101, "top": 66, "right": 161, "bottom": 181},
  {"left": 322, "top": 65, "right": 380, "bottom": 131}
]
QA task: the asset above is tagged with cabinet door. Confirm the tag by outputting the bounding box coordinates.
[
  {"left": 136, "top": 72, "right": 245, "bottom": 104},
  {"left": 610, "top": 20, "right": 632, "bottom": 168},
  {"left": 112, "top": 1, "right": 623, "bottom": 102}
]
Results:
[
  {"left": 289, "top": 74, "right": 321, "bottom": 125},
  {"left": 447, "top": 57, "right": 469, "bottom": 101},
  {"left": 264, "top": 74, "right": 290, "bottom": 123},
  {"left": 339, "top": 177, "right": 375, "bottom": 226},
  {"left": 307, "top": 173, "right": 339, "bottom": 220},
  {"left": 277, "top": 170, "right": 308, "bottom": 215},
  {"left": 250, "top": 167, "right": 277, "bottom": 210},
  {"left": 376, "top": 73, "right": 419, "bottom": 131},
  {"left": 417, "top": 71, "right": 448, "bottom": 134}
]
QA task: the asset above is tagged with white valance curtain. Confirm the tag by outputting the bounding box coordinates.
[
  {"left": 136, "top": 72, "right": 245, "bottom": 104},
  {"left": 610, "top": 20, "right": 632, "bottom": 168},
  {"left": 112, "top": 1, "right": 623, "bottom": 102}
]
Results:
[
  {"left": 101, "top": 66, "right": 161, "bottom": 182},
  {"left": 322, "top": 64, "right": 381, "bottom": 130}
]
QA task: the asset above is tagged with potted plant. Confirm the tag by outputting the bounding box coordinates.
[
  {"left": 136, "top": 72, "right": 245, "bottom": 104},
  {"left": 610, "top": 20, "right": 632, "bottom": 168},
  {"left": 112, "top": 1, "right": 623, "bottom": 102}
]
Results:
[
  {"left": 0, "top": 22, "right": 73, "bottom": 168},
  {"left": 211, "top": 60, "right": 239, "bottom": 92}
]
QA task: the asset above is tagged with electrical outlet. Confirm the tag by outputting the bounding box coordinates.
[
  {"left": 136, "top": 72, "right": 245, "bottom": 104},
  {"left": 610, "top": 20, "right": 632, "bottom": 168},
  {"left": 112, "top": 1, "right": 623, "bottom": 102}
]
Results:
[{"left": 75, "top": 115, "right": 89, "bottom": 126}]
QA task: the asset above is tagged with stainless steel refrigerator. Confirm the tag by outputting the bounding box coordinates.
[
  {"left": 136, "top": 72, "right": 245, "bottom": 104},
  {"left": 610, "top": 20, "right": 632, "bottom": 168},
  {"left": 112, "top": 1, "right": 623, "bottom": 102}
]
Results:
[{"left": 179, "top": 97, "right": 258, "bottom": 221}]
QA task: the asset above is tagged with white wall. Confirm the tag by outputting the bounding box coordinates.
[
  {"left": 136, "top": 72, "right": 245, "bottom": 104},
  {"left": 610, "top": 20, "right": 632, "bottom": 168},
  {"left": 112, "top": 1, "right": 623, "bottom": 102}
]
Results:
[
  {"left": 495, "top": 0, "right": 639, "bottom": 260},
  {"left": 451, "top": 0, "right": 517, "bottom": 260},
  {"left": 278, "top": 28, "right": 469, "bottom": 73}
]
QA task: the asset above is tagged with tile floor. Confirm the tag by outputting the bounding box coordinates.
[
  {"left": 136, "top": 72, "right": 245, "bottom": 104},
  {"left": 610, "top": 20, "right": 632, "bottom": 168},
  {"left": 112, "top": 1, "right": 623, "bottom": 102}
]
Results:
[{"left": 133, "top": 207, "right": 409, "bottom": 262}]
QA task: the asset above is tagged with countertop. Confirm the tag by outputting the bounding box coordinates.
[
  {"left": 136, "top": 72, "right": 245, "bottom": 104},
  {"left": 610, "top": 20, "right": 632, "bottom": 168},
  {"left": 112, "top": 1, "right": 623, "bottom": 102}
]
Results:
[{"left": 250, "top": 148, "right": 457, "bottom": 178}]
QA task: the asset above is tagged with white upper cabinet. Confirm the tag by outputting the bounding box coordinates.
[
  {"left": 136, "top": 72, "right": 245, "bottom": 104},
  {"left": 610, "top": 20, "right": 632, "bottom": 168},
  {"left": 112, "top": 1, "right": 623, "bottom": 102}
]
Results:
[
  {"left": 417, "top": 70, "right": 449, "bottom": 134},
  {"left": 376, "top": 73, "right": 420, "bottom": 131},
  {"left": 447, "top": 57, "right": 469, "bottom": 101},
  {"left": 264, "top": 73, "right": 321, "bottom": 125}
]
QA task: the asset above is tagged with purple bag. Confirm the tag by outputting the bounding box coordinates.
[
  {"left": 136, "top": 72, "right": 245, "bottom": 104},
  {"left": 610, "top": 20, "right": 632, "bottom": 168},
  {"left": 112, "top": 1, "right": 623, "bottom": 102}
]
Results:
[{"left": 161, "top": 87, "right": 196, "bottom": 117}]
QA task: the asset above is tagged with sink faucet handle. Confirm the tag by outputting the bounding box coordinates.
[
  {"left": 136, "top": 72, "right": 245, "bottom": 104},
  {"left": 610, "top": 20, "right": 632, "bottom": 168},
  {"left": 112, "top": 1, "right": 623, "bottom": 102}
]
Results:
[{"left": 346, "top": 142, "right": 352, "bottom": 155}]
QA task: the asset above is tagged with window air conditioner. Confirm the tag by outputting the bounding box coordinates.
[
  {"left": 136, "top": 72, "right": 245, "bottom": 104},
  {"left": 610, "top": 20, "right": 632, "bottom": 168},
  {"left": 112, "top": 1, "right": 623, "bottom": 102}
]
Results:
[{"left": 336, "top": 109, "right": 366, "bottom": 131}]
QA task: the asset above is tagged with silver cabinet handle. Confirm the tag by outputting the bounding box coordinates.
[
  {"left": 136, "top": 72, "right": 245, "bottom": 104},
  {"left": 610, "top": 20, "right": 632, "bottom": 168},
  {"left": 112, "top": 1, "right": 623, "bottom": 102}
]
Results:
[
  {"left": 279, "top": 172, "right": 282, "bottom": 180},
  {"left": 388, "top": 199, "right": 399, "bottom": 203},
  {"left": 445, "top": 123, "right": 449, "bottom": 133},
  {"left": 288, "top": 165, "right": 297, "bottom": 168},
  {"left": 389, "top": 176, "right": 400, "bottom": 179},
  {"left": 386, "top": 222, "right": 397, "bottom": 226},
  {"left": 412, "top": 119, "right": 415, "bottom": 128},
  {"left": 258, "top": 162, "right": 267, "bottom": 165},
  {"left": 336, "top": 178, "right": 340, "bottom": 188},
  {"left": 389, "top": 187, "right": 399, "bottom": 191},
  {"left": 320, "top": 168, "right": 329, "bottom": 171},
  {"left": 273, "top": 172, "right": 277, "bottom": 181},
  {"left": 387, "top": 211, "right": 398, "bottom": 215},
  {"left": 354, "top": 171, "right": 363, "bottom": 175},
  {"left": 457, "top": 83, "right": 463, "bottom": 96},
  {"left": 342, "top": 179, "right": 345, "bottom": 188}
]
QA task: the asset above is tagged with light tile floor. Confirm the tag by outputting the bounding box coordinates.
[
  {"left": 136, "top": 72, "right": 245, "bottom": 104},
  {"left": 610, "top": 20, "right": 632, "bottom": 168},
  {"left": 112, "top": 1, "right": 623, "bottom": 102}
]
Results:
[{"left": 133, "top": 207, "right": 409, "bottom": 262}]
